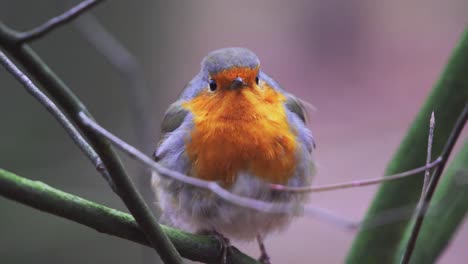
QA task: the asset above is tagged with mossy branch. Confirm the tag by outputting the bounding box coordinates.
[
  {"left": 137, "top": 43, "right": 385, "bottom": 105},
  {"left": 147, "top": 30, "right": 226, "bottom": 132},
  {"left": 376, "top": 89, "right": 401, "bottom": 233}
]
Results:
[{"left": 0, "top": 168, "right": 259, "bottom": 264}]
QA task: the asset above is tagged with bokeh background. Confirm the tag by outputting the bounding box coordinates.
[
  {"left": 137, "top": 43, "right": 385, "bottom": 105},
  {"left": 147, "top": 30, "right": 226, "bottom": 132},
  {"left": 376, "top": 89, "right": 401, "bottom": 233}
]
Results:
[{"left": 0, "top": 0, "right": 467, "bottom": 263}]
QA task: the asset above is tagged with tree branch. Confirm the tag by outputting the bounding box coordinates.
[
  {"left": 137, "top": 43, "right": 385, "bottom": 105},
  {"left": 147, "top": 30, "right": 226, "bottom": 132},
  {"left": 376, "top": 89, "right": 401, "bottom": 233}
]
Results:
[
  {"left": 0, "top": 22, "right": 182, "bottom": 263},
  {"left": 69, "top": 9, "right": 158, "bottom": 263},
  {"left": 0, "top": 168, "right": 259, "bottom": 264},
  {"left": 16, "top": 0, "right": 105, "bottom": 43},
  {"left": 0, "top": 49, "right": 116, "bottom": 193}
]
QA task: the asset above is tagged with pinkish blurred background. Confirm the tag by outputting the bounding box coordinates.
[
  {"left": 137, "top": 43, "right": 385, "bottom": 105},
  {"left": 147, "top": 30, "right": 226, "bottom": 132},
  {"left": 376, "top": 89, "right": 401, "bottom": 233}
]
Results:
[{"left": 0, "top": 0, "right": 466, "bottom": 263}]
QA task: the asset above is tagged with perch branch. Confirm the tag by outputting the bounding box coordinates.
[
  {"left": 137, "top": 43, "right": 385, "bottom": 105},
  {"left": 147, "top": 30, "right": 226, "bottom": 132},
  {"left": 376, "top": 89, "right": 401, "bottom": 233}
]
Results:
[{"left": 0, "top": 168, "right": 259, "bottom": 264}]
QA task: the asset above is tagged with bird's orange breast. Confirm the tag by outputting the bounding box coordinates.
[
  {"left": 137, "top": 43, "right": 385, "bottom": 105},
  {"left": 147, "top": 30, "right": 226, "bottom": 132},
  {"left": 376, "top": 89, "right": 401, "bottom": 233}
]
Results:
[{"left": 182, "top": 83, "right": 297, "bottom": 186}]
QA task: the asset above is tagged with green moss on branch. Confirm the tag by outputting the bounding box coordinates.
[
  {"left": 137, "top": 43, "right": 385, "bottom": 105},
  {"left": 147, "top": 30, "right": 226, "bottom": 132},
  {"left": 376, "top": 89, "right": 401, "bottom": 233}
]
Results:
[{"left": 0, "top": 168, "right": 259, "bottom": 264}]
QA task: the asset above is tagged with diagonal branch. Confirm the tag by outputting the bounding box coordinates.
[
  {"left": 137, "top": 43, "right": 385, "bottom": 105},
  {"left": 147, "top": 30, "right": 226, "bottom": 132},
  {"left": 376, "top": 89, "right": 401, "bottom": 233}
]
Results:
[
  {"left": 0, "top": 24, "right": 182, "bottom": 263},
  {"left": 400, "top": 103, "right": 468, "bottom": 264},
  {"left": 70, "top": 10, "right": 157, "bottom": 263},
  {"left": 0, "top": 49, "right": 116, "bottom": 193},
  {"left": 16, "top": 0, "right": 105, "bottom": 43},
  {"left": 0, "top": 168, "right": 259, "bottom": 264}
]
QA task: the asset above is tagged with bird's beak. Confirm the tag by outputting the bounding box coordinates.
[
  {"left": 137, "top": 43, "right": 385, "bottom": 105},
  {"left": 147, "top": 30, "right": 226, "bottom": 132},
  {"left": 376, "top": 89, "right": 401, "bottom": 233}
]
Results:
[{"left": 231, "top": 77, "right": 246, "bottom": 89}]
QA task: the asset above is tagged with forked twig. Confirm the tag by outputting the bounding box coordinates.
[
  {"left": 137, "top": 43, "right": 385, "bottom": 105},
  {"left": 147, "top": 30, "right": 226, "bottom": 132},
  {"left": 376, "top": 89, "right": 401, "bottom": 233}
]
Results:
[{"left": 16, "top": 0, "right": 105, "bottom": 43}]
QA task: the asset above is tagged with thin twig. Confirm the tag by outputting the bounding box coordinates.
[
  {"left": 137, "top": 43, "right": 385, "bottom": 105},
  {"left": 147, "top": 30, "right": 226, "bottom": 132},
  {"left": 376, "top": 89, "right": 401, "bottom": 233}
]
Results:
[
  {"left": 0, "top": 24, "right": 182, "bottom": 263},
  {"left": 79, "top": 111, "right": 359, "bottom": 231},
  {"left": 0, "top": 168, "right": 259, "bottom": 264},
  {"left": 0, "top": 49, "right": 116, "bottom": 192},
  {"left": 16, "top": 0, "right": 105, "bottom": 43},
  {"left": 79, "top": 110, "right": 464, "bottom": 232},
  {"left": 423, "top": 112, "right": 436, "bottom": 193},
  {"left": 419, "top": 112, "right": 436, "bottom": 206},
  {"left": 412, "top": 112, "right": 436, "bottom": 228},
  {"left": 270, "top": 158, "right": 442, "bottom": 193},
  {"left": 400, "top": 104, "right": 468, "bottom": 264}
]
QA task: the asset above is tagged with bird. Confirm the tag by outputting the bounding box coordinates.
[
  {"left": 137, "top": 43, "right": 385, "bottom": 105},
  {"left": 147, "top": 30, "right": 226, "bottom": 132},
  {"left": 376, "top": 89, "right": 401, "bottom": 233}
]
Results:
[{"left": 152, "top": 47, "right": 315, "bottom": 263}]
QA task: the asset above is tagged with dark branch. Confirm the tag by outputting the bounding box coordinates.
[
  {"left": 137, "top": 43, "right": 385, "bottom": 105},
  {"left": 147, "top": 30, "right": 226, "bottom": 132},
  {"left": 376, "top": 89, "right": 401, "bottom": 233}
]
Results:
[
  {"left": 16, "top": 0, "right": 105, "bottom": 43},
  {"left": 0, "top": 23, "right": 182, "bottom": 263},
  {"left": 0, "top": 168, "right": 259, "bottom": 264},
  {"left": 70, "top": 11, "right": 157, "bottom": 262},
  {"left": 400, "top": 103, "right": 468, "bottom": 263},
  {"left": 0, "top": 49, "right": 116, "bottom": 193}
]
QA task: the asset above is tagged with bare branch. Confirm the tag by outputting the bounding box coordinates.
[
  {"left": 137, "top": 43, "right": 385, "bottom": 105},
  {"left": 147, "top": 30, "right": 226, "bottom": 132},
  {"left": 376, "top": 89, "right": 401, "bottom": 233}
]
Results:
[
  {"left": 0, "top": 49, "right": 116, "bottom": 192},
  {"left": 78, "top": 111, "right": 359, "bottom": 231},
  {"left": 70, "top": 11, "right": 157, "bottom": 263},
  {"left": 0, "top": 23, "right": 182, "bottom": 263},
  {"left": 16, "top": 0, "right": 105, "bottom": 43},
  {"left": 47, "top": 111, "right": 468, "bottom": 233},
  {"left": 401, "top": 104, "right": 468, "bottom": 264},
  {"left": 270, "top": 157, "right": 442, "bottom": 193}
]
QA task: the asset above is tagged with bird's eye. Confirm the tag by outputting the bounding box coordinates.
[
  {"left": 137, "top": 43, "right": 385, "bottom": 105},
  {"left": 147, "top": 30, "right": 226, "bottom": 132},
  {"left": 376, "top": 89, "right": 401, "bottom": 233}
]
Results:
[
  {"left": 255, "top": 76, "right": 259, "bottom": 85},
  {"left": 209, "top": 79, "right": 217, "bottom": 91}
]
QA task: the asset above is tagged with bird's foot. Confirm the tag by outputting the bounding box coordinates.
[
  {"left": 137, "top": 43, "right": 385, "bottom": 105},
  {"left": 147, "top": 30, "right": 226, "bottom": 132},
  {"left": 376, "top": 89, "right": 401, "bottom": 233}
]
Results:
[
  {"left": 257, "top": 234, "right": 271, "bottom": 264},
  {"left": 203, "top": 230, "right": 232, "bottom": 264}
]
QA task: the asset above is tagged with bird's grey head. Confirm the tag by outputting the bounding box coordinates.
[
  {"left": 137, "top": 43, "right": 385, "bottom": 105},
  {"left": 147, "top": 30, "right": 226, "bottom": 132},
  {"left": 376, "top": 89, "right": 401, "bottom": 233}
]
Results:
[{"left": 201, "top": 47, "right": 260, "bottom": 75}]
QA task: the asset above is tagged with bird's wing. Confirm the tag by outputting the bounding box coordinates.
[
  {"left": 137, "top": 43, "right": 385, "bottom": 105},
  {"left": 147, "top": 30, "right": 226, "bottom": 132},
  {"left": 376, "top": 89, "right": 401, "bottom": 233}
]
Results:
[
  {"left": 153, "top": 100, "right": 189, "bottom": 161},
  {"left": 259, "top": 70, "right": 308, "bottom": 124},
  {"left": 285, "top": 93, "right": 307, "bottom": 124},
  {"left": 161, "top": 101, "right": 189, "bottom": 134}
]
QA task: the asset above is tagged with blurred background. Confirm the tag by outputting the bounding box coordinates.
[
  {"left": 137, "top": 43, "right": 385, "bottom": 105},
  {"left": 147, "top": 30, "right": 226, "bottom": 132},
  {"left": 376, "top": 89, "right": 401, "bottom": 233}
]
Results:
[{"left": 0, "top": 0, "right": 467, "bottom": 263}]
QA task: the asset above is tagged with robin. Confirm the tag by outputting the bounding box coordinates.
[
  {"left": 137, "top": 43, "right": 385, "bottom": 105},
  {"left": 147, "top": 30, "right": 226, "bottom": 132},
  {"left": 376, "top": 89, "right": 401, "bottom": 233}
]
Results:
[{"left": 152, "top": 47, "right": 315, "bottom": 263}]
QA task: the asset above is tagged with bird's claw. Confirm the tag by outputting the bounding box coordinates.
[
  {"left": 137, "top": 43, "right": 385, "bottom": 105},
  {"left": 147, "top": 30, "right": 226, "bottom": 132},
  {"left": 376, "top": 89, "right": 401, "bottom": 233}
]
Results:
[
  {"left": 257, "top": 234, "right": 271, "bottom": 264},
  {"left": 208, "top": 230, "right": 232, "bottom": 264}
]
